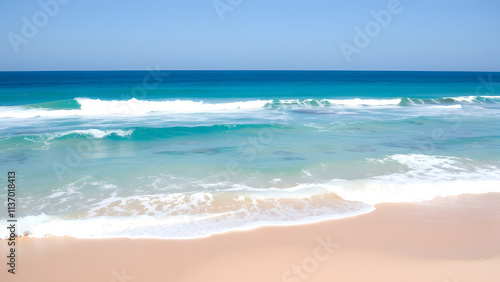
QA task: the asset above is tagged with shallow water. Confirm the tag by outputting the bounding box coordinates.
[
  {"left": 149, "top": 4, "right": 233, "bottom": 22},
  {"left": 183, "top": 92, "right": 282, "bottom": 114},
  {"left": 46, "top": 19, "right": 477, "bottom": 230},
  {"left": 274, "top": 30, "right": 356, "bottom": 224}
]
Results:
[{"left": 1, "top": 71, "right": 499, "bottom": 239}]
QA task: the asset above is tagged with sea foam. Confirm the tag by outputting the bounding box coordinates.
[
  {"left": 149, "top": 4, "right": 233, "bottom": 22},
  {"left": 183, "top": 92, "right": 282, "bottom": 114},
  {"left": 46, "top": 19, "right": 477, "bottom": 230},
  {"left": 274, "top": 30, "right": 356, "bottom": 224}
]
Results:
[
  {"left": 2, "top": 154, "right": 499, "bottom": 240},
  {"left": 1, "top": 96, "right": 496, "bottom": 118}
]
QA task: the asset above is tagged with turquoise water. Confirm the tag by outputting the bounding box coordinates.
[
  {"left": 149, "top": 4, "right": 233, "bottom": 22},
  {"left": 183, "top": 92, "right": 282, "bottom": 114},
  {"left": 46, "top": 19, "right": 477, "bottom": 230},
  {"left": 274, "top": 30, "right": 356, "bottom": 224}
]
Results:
[{"left": 1, "top": 71, "right": 499, "bottom": 239}]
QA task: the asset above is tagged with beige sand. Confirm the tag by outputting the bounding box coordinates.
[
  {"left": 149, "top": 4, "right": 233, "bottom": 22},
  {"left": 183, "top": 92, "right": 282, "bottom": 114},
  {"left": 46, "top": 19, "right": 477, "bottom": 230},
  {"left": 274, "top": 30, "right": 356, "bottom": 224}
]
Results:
[{"left": 2, "top": 193, "right": 500, "bottom": 282}]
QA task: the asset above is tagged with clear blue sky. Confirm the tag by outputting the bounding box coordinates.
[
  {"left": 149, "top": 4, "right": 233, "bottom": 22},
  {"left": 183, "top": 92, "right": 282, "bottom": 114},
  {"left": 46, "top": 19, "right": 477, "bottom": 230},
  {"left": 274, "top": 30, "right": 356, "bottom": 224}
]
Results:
[{"left": 1, "top": 0, "right": 499, "bottom": 71}]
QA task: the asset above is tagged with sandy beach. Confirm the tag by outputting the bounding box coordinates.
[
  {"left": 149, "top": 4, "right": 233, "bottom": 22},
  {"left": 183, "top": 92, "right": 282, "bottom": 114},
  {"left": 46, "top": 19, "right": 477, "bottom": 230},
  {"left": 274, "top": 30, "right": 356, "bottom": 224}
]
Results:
[
  {"left": 3, "top": 0, "right": 500, "bottom": 281},
  {"left": 1, "top": 192, "right": 499, "bottom": 282}
]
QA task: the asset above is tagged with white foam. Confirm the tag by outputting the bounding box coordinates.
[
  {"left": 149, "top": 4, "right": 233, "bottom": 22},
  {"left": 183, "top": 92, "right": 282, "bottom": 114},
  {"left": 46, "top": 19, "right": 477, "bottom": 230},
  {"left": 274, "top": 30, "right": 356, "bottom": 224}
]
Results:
[
  {"left": 327, "top": 154, "right": 500, "bottom": 205},
  {"left": 446, "top": 95, "right": 500, "bottom": 103},
  {"left": 326, "top": 98, "right": 401, "bottom": 106},
  {"left": 0, "top": 189, "right": 372, "bottom": 239},
  {"left": 430, "top": 104, "right": 462, "bottom": 109},
  {"left": 0, "top": 98, "right": 272, "bottom": 118},
  {"left": 55, "top": 129, "right": 133, "bottom": 139},
  {"left": 24, "top": 129, "right": 133, "bottom": 147},
  {"left": 448, "top": 96, "right": 476, "bottom": 103},
  {"left": 2, "top": 154, "right": 499, "bottom": 240},
  {"left": 0, "top": 108, "right": 81, "bottom": 118},
  {"left": 77, "top": 98, "right": 272, "bottom": 115},
  {"left": 2, "top": 95, "right": 498, "bottom": 119},
  {"left": 0, "top": 206, "right": 373, "bottom": 239}
]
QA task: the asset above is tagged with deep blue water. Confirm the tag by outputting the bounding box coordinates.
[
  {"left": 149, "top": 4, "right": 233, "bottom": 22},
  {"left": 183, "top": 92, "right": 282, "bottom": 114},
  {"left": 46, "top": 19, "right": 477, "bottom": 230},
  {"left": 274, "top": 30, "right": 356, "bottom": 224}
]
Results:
[{"left": 0, "top": 70, "right": 496, "bottom": 105}]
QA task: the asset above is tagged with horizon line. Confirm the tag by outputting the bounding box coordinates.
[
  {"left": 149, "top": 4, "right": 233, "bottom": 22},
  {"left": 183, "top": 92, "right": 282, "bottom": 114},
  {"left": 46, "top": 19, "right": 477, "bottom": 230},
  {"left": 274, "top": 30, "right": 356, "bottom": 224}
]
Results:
[{"left": 1, "top": 69, "right": 499, "bottom": 73}]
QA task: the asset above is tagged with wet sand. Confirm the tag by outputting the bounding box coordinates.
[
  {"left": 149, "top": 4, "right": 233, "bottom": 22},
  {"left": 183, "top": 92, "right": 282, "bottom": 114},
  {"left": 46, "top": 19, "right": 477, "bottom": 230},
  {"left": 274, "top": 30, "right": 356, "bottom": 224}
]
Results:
[{"left": 2, "top": 193, "right": 499, "bottom": 282}]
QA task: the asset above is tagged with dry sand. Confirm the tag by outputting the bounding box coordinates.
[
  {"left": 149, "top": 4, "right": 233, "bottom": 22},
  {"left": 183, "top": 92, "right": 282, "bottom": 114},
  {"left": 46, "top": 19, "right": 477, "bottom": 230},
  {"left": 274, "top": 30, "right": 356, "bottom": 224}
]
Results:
[{"left": 2, "top": 193, "right": 500, "bottom": 282}]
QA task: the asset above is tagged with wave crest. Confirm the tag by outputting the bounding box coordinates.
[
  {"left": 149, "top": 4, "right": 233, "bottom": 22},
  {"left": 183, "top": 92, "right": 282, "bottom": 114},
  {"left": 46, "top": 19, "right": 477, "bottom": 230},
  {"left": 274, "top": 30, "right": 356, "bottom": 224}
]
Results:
[
  {"left": 77, "top": 98, "right": 271, "bottom": 115},
  {"left": 0, "top": 96, "right": 498, "bottom": 118}
]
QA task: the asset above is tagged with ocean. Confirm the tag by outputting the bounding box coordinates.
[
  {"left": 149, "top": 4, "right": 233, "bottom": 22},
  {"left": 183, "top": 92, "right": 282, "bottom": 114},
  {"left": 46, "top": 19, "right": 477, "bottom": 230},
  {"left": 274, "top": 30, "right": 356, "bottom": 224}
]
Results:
[{"left": 1, "top": 70, "right": 499, "bottom": 239}]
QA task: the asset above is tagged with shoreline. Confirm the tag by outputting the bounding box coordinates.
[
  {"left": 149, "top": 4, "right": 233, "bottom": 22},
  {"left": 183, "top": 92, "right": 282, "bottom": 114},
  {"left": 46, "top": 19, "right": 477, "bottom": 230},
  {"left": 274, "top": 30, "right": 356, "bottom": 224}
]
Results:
[{"left": 2, "top": 192, "right": 500, "bottom": 281}]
